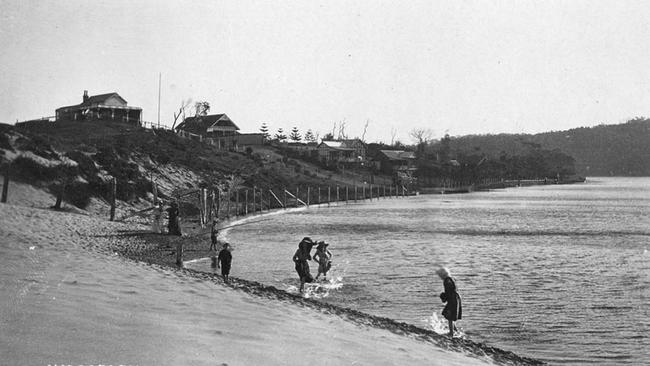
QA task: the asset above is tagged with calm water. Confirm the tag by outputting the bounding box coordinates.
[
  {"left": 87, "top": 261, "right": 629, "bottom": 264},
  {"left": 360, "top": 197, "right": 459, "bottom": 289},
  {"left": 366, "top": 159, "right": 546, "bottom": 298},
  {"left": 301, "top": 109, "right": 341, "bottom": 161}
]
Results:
[{"left": 192, "top": 177, "right": 650, "bottom": 365}]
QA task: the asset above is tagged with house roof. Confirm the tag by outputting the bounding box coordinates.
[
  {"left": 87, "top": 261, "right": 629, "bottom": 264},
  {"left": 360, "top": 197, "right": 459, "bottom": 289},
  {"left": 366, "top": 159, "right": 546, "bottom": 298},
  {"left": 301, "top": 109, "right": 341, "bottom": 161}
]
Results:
[
  {"left": 318, "top": 141, "right": 354, "bottom": 151},
  {"left": 57, "top": 92, "right": 130, "bottom": 111},
  {"left": 175, "top": 114, "right": 239, "bottom": 134},
  {"left": 379, "top": 150, "right": 416, "bottom": 160},
  {"left": 85, "top": 93, "right": 127, "bottom": 106}
]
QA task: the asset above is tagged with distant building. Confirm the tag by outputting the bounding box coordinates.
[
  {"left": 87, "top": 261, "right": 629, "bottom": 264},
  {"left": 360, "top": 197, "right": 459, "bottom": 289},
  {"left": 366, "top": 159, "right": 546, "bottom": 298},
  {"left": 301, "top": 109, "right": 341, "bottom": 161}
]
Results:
[
  {"left": 175, "top": 114, "right": 264, "bottom": 150},
  {"left": 175, "top": 114, "right": 239, "bottom": 137},
  {"left": 317, "top": 139, "right": 367, "bottom": 164},
  {"left": 55, "top": 90, "right": 142, "bottom": 124},
  {"left": 376, "top": 150, "right": 417, "bottom": 174}
]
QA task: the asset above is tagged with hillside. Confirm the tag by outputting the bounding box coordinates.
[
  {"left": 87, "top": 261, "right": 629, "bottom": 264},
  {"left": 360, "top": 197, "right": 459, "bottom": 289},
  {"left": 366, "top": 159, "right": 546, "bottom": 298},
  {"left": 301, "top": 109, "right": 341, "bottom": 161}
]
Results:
[
  {"left": 0, "top": 120, "right": 388, "bottom": 214},
  {"left": 442, "top": 118, "right": 650, "bottom": 176}
]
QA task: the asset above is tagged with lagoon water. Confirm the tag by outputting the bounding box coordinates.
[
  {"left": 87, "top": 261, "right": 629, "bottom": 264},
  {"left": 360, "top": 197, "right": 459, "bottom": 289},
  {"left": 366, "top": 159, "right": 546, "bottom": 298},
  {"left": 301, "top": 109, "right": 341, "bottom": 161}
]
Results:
[{"left": 195, "top": 177, "right": 649, "bottom": 365}]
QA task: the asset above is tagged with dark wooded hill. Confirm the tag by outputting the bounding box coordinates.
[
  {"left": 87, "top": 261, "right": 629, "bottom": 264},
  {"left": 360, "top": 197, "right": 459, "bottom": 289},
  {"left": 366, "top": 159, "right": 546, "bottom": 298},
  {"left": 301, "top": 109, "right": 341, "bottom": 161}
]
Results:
[{"left": 442, "top": 118, "right": 650, "bottom": 176}]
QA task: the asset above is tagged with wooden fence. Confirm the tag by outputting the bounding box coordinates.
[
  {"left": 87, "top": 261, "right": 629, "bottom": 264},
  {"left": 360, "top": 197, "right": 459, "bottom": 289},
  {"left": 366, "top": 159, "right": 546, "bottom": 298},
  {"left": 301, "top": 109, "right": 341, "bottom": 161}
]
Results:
[{"left": 179, "top": 184, "right": 414, "bottom": 228}]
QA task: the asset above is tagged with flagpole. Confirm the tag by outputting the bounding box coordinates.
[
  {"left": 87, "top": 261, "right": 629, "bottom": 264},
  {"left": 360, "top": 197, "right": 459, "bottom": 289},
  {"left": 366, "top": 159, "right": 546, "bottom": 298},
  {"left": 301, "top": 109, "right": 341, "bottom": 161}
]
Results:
[{"left": 157, "top": 72, "right": 161, "bottom": 128}]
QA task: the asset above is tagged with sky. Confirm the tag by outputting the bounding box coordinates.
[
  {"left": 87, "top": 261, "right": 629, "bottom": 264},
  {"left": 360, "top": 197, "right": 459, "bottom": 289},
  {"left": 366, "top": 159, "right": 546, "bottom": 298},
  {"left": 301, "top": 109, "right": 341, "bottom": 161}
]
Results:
[{"left": 2, "top": 0, "right": 650, "bottom": 144}]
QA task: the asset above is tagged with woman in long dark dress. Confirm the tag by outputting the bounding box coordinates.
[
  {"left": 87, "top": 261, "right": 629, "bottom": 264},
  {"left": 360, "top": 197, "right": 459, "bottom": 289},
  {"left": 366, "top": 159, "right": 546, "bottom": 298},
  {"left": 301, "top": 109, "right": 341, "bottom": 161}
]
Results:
[
  {"left": 437, "top": 267, "right": 462, "bottom": 337},
  {"left": 292, "top": 237, "right": 315, "bottom": 292}
]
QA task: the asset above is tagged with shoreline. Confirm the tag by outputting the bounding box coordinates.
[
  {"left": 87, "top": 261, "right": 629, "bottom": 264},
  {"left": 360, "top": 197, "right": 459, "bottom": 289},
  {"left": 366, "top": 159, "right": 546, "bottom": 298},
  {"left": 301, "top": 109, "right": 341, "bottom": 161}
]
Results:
[{"left": 118, "top": 205, "right": 544, "bottom": 365}]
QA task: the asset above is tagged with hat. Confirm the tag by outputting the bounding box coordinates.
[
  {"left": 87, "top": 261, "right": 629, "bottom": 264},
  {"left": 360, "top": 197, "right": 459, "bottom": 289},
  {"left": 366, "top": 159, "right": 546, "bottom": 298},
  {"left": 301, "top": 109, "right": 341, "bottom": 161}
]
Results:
[{"left": 299, "top": 237, "right": 315, "bottom": 251}]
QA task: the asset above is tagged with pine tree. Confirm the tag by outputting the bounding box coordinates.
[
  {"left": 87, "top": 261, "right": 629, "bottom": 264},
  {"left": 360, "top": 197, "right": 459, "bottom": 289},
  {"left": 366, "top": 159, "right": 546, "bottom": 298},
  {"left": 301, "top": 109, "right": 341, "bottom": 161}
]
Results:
[
  {"left": 260, "top": 122, "right": 270, "bottom": 139},
  {"left": 304, "top": 129, "right": 315, "bottom": 143},
  {"left": 274, "top": 128, "right": 287, "bottom": 142},
  {"left": 289, "top": 127, "right": 302, "bottom": 142}
]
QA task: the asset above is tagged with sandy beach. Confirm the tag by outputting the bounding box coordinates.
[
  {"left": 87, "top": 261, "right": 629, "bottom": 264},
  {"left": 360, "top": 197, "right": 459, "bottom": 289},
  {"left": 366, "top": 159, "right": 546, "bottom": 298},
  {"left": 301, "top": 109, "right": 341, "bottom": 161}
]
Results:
[{"left": 0, "top": 182, "right": 541, "bottom": 365}]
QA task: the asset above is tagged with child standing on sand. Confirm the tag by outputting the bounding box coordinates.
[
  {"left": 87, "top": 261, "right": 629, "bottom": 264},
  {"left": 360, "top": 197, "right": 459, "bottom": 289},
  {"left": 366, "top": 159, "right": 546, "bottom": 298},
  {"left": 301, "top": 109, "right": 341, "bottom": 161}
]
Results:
[
  {"left": 209, "top": 219, "right": 219, "bottom": 251},
  {"left": 217, "top": 243, "right": 232, "bottom": 283},
  {"left": 313, "top": 241, "right": 332, "bottom": 281}
]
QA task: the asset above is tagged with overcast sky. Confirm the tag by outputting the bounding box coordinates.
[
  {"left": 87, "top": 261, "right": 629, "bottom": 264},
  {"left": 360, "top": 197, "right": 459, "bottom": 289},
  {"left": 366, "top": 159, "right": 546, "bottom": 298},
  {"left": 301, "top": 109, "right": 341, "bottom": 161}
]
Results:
[{"left": 2, "top": 0, "right": 650, "bottom": 143}]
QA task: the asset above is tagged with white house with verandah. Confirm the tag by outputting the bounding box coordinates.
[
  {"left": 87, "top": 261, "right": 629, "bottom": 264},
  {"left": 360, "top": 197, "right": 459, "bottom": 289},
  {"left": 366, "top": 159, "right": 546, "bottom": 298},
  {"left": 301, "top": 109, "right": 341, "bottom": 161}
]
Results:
[{"left": 55, "top": 90, "right": 142, "bottom": 124}]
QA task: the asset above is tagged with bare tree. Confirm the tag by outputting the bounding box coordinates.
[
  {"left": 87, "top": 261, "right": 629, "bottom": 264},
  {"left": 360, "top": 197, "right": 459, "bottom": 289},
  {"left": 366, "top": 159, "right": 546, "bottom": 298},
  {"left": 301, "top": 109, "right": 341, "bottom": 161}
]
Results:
[
  {"left": 171, "top": 99, "right": 192, "bottom": 130},
  {"left": 390, "top": 127, "right": 397, "bottom": 145},
  {"left": 409, "top": 128, "right": 433, "bottom": 145},
  {"left": 361, "top": 119, "right": 370, "bottom": 142},
  {"left": 337, "top": 120, "right": 348, "bottom": 139}
]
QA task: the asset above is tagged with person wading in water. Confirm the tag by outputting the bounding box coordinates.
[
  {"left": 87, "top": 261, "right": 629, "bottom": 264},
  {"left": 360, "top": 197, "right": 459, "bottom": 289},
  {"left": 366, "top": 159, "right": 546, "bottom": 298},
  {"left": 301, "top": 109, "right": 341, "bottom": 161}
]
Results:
[
  {"left": 313, "top": 241, "right": 332, "bottom": 281},
  {"left": 437, "top": 267, "right": 462, "bottom": 338},
  {"left": 292, "top": 237, "right": 315, "bottom": 293}
]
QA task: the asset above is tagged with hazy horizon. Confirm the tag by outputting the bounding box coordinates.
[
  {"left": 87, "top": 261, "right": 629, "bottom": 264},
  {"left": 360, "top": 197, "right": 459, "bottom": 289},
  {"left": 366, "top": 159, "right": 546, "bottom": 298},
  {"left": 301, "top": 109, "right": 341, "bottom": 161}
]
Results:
[{"left": 2, "top": 1, "right": 650, "bottom": 143}]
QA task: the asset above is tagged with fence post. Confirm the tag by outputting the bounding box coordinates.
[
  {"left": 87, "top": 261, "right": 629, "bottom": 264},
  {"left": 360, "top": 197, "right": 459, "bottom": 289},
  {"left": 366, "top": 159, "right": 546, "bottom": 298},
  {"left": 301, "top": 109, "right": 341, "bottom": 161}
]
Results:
[
  {"left": 370, "top": 184, "right": 373, "bottom": 201},
  {"left": 198, "top": 190, "right": 204, "bottom": 227},
  {"left": 346, "top": 186, "right": 349, "bottom": 204},
  {"left": 306, "top": 187, "right": 310, "bottom": 207},
  {"left": 245, "top": 189, "right": 249, "bottom": 215},
  {"left": 253, "top": 187, "right": 256, "bottom": 213},
  {"left": 383, "top": 185, "right": 386, "bottom": 199},
  {"left": 362, "top": 185, "right": 365, "bottom": 200},
  {"left": 226, "top": 190, "right": 231, "bottom": 217},
  {"left": 1, "top": 166, "right": 8, "bottom": 203},
  {"left": 216, "top": 189, "right": 221, "bottom": 218},
  {"left": 207, "top": 190, "right": 213, "bottom": 222},
  {"left": 354, "top": 185, "right": 357, "bottom": 203},
  {"left": 236, "top": 189, "right": 240, "bottom": 216},
  {"left": 284, "top": 188, "right": 287, "bottom": 209},
  {"left": 176, "top": 241, "right": 183, "bottom": 267},
  {"left": 296, "top": 187, "right": 299, "bottom": 207},
  {"left": 336, "top": 186, "right": 340, "bottom": 204},
  {"left": 327, "top": 186, "right": 331, "bottom": 207},
  {"left": 153, "top": 182, "right": 158, "bottom": 206},
  {"left": 110, "top": 177, "right": 116, "bottom": 221},
  {"left": 54, "top": 181, "right": 65, "bottom": 210}
]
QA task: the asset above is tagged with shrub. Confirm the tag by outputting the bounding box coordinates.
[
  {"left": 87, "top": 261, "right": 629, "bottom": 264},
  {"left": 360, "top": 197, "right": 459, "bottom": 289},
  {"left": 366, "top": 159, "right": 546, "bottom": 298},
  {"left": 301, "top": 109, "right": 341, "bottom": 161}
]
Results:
[{"left": 11, "top": 156, "right": 62, "bottom": 182}]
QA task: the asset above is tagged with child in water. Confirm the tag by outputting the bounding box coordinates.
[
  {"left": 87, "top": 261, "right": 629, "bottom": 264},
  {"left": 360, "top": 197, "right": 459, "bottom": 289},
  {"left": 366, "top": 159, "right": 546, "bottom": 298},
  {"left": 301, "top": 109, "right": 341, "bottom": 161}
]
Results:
[
  {"left": 313, "top": 241, "right": 332, "bottom": 281},
  {"left": 437, "top": 267, "right": 462, "bottom": 338}
]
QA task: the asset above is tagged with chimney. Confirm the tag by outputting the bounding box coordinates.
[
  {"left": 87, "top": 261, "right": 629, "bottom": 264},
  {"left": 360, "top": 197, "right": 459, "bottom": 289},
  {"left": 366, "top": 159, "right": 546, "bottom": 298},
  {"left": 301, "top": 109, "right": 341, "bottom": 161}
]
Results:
[{"left": 83, "top": 90, "right": 89, "bottom": 102}]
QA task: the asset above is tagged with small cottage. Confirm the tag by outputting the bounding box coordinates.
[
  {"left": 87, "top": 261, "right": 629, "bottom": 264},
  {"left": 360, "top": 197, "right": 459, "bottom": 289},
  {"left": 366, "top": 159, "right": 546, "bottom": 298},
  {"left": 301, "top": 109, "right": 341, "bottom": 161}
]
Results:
[{"left": 175, "top": 114, "right": 239, "bottom": 137}]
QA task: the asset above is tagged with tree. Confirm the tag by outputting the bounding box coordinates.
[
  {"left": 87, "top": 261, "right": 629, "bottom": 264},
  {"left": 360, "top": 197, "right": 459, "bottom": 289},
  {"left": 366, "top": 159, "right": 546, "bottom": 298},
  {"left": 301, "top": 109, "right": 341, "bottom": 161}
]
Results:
[
  {"left": 274, "top": 128, "right": 287, "bottom": 142},
  {"left": 409, "top": 128, "right": 433, "bottom": 145},
  {"left": 322, "top": 132, "right": 334, "bottom": 141},
  {"left": 361, "top": 119, "right": 370, "bottom": 142},
  {"left": 289, "top": 127, "right": 301, "bottom": 142},
  {"left": 260, "top": 122, "right": 270, "bottom": 139},
  {"left": 171, "top": 99, "right": 192, "bottom": 130},
  {"left": 410, "top": 128, "right": 433, "bottom": 158},
  {"left": 194, "top": 101, "right": 210, "bottom": 116},
  {"left": 304, "top": 129, "right": 316, "bottom": 143}
]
